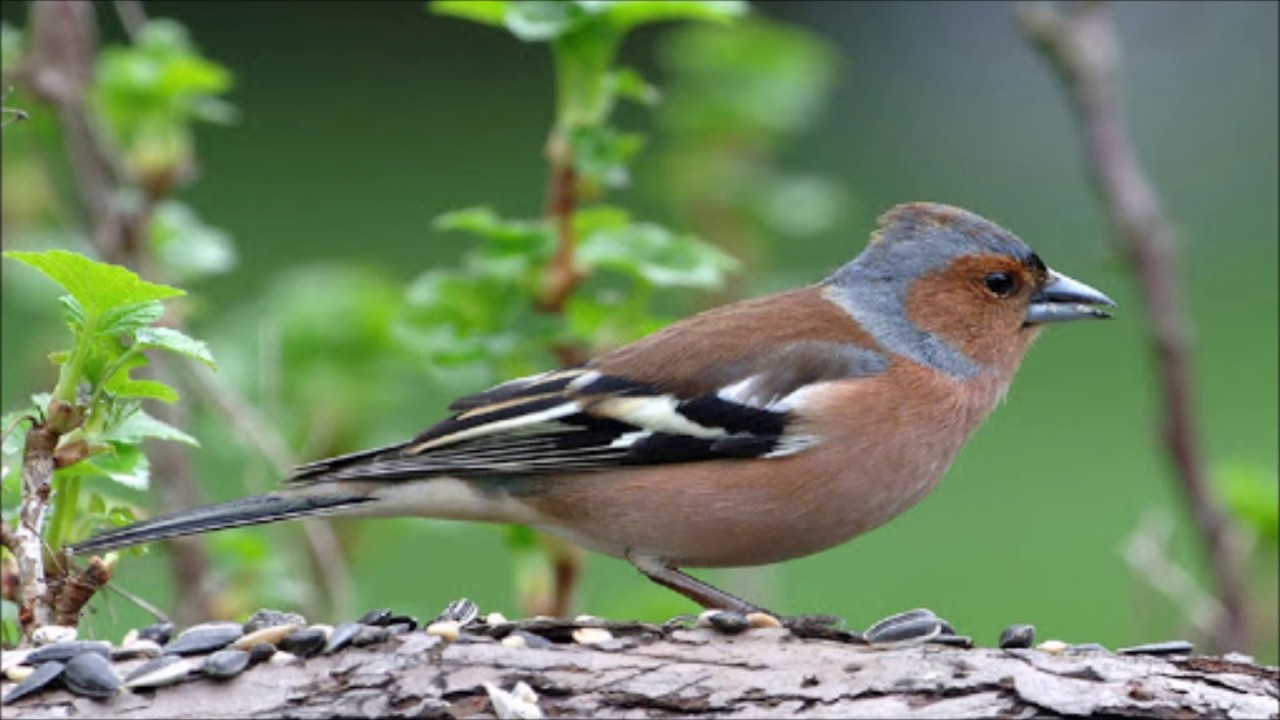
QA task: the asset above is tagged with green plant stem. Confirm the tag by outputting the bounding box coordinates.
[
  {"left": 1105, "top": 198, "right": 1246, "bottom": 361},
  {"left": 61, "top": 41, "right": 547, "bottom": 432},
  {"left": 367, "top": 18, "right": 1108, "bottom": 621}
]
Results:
[
  {"left": 51, "top": 314, "right": 99, "bottom": 404},
  {"left": 553, "top": 25, "right": 621, "bottom": 130},
  {"left": 86, "top": 347, "right": 140, "bottom": 413},
  {"left": 44, "top": 474, "right": 79, "bottom": 555}
]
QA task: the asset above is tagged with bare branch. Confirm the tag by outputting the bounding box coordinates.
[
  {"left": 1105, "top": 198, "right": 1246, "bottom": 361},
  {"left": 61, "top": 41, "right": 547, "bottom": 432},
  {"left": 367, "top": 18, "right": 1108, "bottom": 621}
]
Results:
[
  {"left": 112, "top": 0, "right": 148, "bottom": 42},
  {"left": 1016, "top": 0, "right": 1249, "bottom": 653},
  {"left": 13, "top": 421, "right": 60, "bottom": 632},
  {"left": 179, "top": 359, "right": 355, "bottom": 621}
]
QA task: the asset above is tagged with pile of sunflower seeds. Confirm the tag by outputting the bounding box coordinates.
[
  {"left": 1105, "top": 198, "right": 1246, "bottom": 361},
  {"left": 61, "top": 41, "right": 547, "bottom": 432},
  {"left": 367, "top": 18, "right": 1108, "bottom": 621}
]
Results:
[{"left": 0, "top": 601, "right": 1195, "bottom": 706}]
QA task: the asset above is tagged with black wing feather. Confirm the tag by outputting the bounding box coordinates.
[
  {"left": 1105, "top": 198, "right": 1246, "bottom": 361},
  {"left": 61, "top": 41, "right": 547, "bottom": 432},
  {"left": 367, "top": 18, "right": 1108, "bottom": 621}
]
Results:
[{"left": 286, "top": 340, "right": 886, "bottom": 486}]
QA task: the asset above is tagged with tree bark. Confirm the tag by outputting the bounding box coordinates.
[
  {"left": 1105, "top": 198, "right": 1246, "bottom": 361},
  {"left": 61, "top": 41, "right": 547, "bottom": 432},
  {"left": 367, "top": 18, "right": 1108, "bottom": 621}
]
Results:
[{"left": 5, "top": 624, "right": 1277, "bottom": 719}]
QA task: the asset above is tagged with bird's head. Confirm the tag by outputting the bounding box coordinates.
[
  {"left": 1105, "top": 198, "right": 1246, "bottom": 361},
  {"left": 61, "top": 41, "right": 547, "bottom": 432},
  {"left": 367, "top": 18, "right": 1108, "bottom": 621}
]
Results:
[{"left": 827, "top": 202, "right": 1115, "bottom": 378}]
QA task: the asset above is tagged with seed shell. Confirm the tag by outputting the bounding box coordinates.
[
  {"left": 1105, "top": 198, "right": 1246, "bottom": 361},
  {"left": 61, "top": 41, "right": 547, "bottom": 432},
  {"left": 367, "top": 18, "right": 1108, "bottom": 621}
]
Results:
[
  {"left": 26, "top": 641, "right": 111, "bottom": 665},
  {"left": 1118, "top": 640, "right": 1194, "bottom": 656},
  {"left": 137, "top": 622, "right": 175, "bottom": 645},
  {"left": 998, "top": 624, "right": 1036, "bottom": 649},
  {"left": 202, "top": 649, "right": 251, "bottom": 680},
  {"left": 1, "top": 661, "right": 65, "bottom": 705},
  {"left": 279, "top": 627, "right": 329, "bottom": 657},
  {"left": 125, "top": 655, "right": 193, "bottom": 689},
  {"left": 164, "top": 622, "right": 244, "bottom": 656},
  {"left": 62, "top": 653, "right": 121, "bottom": 699},
  {"left": 324, "top": 623, "right": 362, "bottom": 655}
]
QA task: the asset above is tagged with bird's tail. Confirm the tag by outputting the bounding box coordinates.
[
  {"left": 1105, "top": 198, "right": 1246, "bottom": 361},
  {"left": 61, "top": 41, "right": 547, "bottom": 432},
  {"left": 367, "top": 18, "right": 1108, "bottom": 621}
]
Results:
[{"left": 68, "top": 493, "right": 373, "bottom": 556}]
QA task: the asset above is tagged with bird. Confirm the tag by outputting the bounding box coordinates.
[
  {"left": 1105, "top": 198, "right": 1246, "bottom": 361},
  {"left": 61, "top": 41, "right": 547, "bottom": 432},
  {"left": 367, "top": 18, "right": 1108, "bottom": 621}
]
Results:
[{"left": 71, "top": 202, "right": 1115, "bottom": 615}]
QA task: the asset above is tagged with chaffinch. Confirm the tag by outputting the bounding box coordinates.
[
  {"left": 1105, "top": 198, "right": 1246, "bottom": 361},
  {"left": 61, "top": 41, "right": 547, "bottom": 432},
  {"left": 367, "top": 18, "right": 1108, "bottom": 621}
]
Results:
[{"left": 73, "top": 202, "right": 1115, "bottom": 614}]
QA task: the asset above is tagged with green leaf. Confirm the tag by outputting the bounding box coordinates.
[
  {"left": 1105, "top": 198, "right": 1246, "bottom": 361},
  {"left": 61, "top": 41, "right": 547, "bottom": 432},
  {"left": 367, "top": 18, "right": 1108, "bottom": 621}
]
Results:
[
  {"left": 1219, "top": 464, "right": 1279, "bottom": 543},
  {"left": 433, "top": 206, "right": 554, "bottom": 254},
  {"left": 59, "top": 295, "right": 87, "bottom": 333},
  {"left": 657, "top": 18, "right": 839, "bottom": 138},
  {"left": 134, "top": 326, "right": 217, "bottom": 369},
  {"left": 505, "top": 1, "right": 577, "bottom": 41},
  {"left": 106, "top": 504, "right": 139, "bottom": 527},
  {"left": 84, "top": 443, "right": 150, "bottom": 490},
  {"left": 607, "top": 66, "right": 660, "bottom": 106},
  {"left": 430, "top": 0, "right": 510, "bottom": 27},
  {"left": 92, "top": 18, "right": 236, "bottom": 178},
  {"left": 568, "top": 125, "right": 644, "bottom": 189},
  {"left": 1, "top": 409, "right": 35, "bottom": 456},
  {"left": 3, "top": 250, "right": 184, "bottom": 324},
  {"left": 578, "top": 220, "right": 739, "bottom": 289},
  {"left": 103, "top": 409, "right": 198, "bottom": 446},
  {"left": 148, "top": 200, "right": 237, "bottom": 280},
  {"left": 98, "top": 300, "right": 166, "bottom": 336},
  {"left": 104, "top": 375, "right": 179, "bottom": 403},
  {"left": 579, "top": 0, "right": 747, "bottom": 30}
]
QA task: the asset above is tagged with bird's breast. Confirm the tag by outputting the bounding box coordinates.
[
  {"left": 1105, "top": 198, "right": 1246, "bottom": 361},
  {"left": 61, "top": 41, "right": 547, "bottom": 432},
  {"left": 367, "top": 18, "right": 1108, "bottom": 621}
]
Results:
[{"left": 518, "top": 363, "right": 1011, "bottom": 568}]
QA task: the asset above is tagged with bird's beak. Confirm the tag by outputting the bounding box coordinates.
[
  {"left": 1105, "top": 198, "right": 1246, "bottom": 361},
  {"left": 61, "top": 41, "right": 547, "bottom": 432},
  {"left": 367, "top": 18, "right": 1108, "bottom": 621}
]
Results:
[{"left": 1025, "top": 270, "right": 1116, "bottom": 324}]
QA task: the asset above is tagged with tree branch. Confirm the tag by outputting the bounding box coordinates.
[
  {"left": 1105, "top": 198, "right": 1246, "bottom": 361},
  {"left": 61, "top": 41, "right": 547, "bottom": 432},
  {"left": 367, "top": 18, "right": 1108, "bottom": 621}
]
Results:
[
  {"left": 3, "top": 622, "right": 1276, "bottom": 718},
  {"left": 12, "top": 421, "right": 60, "bottom": 631},
  {"left": 1016, "top": 0, "right": 1249, "bottom": 653}
]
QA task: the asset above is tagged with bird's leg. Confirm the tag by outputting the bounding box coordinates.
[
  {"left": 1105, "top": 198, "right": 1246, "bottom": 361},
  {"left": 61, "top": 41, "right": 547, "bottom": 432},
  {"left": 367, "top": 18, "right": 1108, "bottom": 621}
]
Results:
[{"left": 626, "top": 552, "right": 764, "bottom": 615}]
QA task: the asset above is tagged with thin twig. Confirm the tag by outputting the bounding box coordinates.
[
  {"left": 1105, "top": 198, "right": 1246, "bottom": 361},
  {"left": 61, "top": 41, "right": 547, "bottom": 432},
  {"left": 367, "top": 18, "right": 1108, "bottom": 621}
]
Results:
[
  {"left": 1122, "top": 511, "right": 1222, "bottom": 638},
  {"left": 0, "top": 412, "right": 35, "bottom": 450},
  {"left": 103, "top": 578, "right": 172, "bottom": 625},
  {"left": 181, "top": 359, "right": 355, "bottom": 621},
  {"left": 182, "top": 360, "right": 294, "bottom": 473},
  {"left": 112, "top": 0, "right": 147, "bottom": 42},
  {"left": 538, "top": 131, "right": 583, "bottom": 315},
  {"left": 1016, "top": 0, "right": 1248, "bottom": 653}
]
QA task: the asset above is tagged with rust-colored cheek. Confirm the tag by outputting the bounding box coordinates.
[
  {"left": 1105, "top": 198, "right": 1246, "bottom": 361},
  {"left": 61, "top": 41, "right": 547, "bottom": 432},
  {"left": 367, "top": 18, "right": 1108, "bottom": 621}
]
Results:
[{"left": 905, "top": 260, "right": 1038, "bottom": 375}]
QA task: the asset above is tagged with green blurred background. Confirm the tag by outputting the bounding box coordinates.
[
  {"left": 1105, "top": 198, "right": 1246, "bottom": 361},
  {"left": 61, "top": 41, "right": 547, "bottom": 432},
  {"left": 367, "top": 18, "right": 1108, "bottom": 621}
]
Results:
[{"left": 2, "top": 1, "right": 1276, "bottom": 658}]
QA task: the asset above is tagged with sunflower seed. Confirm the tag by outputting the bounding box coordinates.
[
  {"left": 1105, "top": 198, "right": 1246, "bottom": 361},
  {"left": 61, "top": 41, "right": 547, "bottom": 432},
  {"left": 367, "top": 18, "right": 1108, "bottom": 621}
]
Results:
[
  {"left": 125, "top": 655, "right": 193, "bottom": 688},
  {"left": 233, "top": 624, "right": 296, "bottom": 651},
  {"left": 357, "top": 608, "right": 393, "bottom": 626},
  {"left": 279, "top": 627, "right": 328, "bottom": 657},
  {"left": 350, "top": 626, "right": 392, "bottom": 647},
  {"left": 1118, "top": 640, "right": 1194, "bottom": 656},
  {"left": 998, "top": 624, "right": 1036, "bottom": 649},
  {"left": 865, "top": 609, "right": 943, "bottom": 647},
  {"left": 243, "top": 609, "right": 306, "bottom": 634},
  {"left": 62, "top": 653, "right": 120, "bottom": 699},
  {"left": 571, "top": 627, "right": 612, "bottom": 645},
  {"left": 437, "top": 599, "right": 479, "bottom": 626},
  {"left": 324, "top": 623, "right": 363, "bottom": 655},
  {"left": 31, "top": 626, "right": 77, "bottom": 646},
  {"left": 26, "top": 641, "right": 111, "bottom": 665},
  {"left": 1069, "top": 643, "right": 1109, "bottom": 654},
  {"left": 1, "top": 661, "right": 65, "bottom": 705},
  {"left": 164, "top": 622, "right": 243, "bottom": 656},
  {"left": 426, "top": 621, "right": 461, "bottom": 642},
  {"left": 202, "top": 649, "right": 251, "bottom": 679},
  {"left": 137, "top": 621, "right": 175, "bottom": 645},
  {"left": 502, "top": 630, "right": 553, "bottom": 650},
  {"left": 697, "top": 610, "right": 749, "bottom": 635},
  {"left": 745, "top": 612, "right": 783, "bottom": 629},
  {"left": 111, "top": 640, "right": 163, "bottom": 661},
  {"left": 247, "top": 643, "right": 277, "bottom": 665}
]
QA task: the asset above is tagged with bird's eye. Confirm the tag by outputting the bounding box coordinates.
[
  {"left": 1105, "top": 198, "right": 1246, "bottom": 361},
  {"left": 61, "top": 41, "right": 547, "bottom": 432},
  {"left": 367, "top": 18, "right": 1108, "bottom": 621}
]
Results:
[{"left": 983, "top": 271, "right": 1018, "bottom": 297}]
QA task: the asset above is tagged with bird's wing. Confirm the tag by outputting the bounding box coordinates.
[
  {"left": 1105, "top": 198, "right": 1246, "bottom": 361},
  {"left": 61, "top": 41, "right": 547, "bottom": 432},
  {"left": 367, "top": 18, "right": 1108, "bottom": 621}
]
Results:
[
  {"left": 286, "top": 340, "right": 887, "bottom": 486},
  {"left": 291, "top": 288, "right": 888, "bottom": 485}
]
